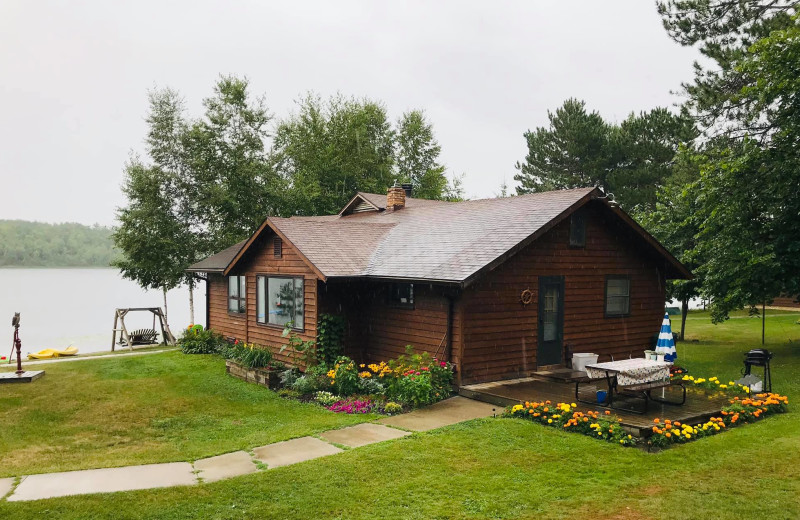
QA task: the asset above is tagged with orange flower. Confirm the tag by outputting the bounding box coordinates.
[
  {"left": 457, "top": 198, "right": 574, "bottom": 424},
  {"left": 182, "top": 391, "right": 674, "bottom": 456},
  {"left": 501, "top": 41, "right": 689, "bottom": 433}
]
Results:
[
  {"left": 654, "top": 418, "right": 660, "bottom": 424},
  {"left": 605, "top": 410, "right": 611, "bottom": 415}
]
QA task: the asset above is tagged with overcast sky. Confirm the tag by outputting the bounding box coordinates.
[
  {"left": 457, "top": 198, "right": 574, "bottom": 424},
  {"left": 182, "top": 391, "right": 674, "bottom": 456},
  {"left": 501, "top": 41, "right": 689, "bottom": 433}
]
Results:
[{"left": 0, "top": 1, "right": 699, "bottom": 226}]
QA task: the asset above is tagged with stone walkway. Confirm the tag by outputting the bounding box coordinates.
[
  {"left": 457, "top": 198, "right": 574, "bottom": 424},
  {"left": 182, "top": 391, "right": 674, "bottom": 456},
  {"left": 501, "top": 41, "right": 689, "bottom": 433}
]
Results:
[{"left": 1, "top": 396, "right": 496, "bottom": 502}]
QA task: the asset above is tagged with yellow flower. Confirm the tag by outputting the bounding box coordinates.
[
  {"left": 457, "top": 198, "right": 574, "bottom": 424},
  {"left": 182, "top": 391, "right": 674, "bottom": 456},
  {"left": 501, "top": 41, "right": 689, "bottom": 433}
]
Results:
[{"left": 547, "top": 419, "right": 553, "bottom": 424}]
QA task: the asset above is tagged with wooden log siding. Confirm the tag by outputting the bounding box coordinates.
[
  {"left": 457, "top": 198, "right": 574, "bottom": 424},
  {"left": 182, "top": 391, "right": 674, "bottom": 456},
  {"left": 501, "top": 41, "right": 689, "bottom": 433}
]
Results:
[
  {"left": 207, "top": 274, "right": 247, "bottom": 341},
  {"left": 459, "top": 203, "right": 666, "bottom": 384},
  {"left": 320, "top": 281, "right": 452, "bottom": 365},
  {"left": 208, "top": 233, "right": 319, "bottom": 366}
]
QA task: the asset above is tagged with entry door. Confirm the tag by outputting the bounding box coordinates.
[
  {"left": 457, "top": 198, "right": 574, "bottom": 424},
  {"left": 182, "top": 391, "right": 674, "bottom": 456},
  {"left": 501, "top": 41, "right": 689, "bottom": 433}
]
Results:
[{"left": 538, "top": 276, "right": 564, "bottom": 366}]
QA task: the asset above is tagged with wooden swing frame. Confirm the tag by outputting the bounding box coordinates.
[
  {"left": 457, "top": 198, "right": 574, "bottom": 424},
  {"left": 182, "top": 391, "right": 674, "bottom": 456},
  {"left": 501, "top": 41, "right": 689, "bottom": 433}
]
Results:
[{"left": 111, "top": 307, "right": 176, "bottom": 351}]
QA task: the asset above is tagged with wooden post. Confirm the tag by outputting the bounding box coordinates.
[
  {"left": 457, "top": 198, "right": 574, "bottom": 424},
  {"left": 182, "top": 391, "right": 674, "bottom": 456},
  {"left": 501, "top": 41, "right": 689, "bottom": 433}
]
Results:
[
  {"left": 762, "top": 301, "right": 766, "bottom": 346},
  {"left": 111, "top": 310, "right": 119, "bottom": 352},
  {"left": 119, "top": 310, "right": 132, "bottom": 351}
]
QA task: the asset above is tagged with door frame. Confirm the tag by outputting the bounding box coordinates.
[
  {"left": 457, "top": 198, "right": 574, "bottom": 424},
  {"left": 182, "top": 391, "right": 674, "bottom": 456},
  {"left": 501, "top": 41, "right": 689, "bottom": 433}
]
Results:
[{"left": 537, "top": 275, "right": 565, "bottom": 367}]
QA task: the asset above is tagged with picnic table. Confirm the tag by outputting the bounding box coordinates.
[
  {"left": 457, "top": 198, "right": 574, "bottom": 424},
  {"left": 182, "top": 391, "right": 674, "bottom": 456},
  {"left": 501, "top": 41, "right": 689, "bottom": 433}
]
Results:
[{"left": 576, "top": 358, "right": 686, "bottom": 414}]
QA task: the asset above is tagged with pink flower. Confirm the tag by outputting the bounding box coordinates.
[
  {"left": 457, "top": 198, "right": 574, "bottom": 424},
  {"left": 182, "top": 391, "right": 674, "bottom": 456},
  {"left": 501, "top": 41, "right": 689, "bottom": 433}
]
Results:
[{"left": 440, "top": 362, "right": 447, "bottom": 367}]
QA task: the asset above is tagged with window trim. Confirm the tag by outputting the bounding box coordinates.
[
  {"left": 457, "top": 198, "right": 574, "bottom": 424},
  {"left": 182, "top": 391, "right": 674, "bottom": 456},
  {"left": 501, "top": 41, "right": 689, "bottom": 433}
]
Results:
[
  {"left": 388, "top": 282, "right": 415, "bottom": 309},
  {"left": 227, "top": 275, "right": 246, "bottom": 315},
  {"left": 569, "top": 211, "right": 586, "bottom": 248},
  {"left": 255, "top": 274, "right": 305, "bottom": 331},
  {"left": 604, "top": 275, "right": 631, "bottom": 318}
]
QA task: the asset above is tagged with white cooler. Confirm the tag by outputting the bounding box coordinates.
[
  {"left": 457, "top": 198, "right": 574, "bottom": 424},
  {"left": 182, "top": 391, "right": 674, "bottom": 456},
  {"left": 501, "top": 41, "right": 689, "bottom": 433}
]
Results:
[{"left": 572, "top": 353, "right": 599, "bottom": 372}]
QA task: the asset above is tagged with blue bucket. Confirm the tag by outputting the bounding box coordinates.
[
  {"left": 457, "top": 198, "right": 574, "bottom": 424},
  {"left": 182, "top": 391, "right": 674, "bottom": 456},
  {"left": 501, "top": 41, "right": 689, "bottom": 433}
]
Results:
[{"left": 596, "top": 390, "right": 608, "bottom": 404}]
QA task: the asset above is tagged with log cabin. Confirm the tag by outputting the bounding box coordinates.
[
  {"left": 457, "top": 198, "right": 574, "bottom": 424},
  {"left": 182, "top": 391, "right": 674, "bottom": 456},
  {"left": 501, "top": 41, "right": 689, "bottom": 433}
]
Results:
[{"left": 187, "top": 185, "right": 691, "bottom": 385}]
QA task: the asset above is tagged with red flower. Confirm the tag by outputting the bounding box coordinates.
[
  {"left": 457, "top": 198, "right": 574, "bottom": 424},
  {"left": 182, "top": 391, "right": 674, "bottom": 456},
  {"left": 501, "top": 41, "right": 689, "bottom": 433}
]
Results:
[{"left": 421, "top": 367, "right": 429, "bottom": 371}]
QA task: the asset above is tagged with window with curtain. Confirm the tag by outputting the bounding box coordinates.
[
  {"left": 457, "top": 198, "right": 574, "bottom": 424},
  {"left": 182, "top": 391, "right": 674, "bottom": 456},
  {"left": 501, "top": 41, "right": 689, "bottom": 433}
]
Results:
[
  {"left": 227, "top": 276, "right": 246, "bottom": 314},
  {"left": 605, "top": 276, "right": 630, "bottom": 317},
  {"left": 256, "top": 276, "right": 304, "bottom": 329}
]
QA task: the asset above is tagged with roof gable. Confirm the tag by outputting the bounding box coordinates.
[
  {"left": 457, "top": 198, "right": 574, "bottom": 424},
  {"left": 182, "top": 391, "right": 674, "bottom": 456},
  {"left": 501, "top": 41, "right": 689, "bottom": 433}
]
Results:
[{"left": 339, "top": 193, "right": 383, "bottom": 216}]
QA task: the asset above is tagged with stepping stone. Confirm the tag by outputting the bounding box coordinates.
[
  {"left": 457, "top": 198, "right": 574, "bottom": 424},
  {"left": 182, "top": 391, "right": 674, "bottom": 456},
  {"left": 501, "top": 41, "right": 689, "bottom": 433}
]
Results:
[
  {"left": 0, "top": 477, "right": 14, "bottom": 498},
  {"left": 194, "top": 450, "right": 257, "bottom": 483},
  {"left": 379, "top": 396, "right": 497, "bottom": 432},
  {"left": 7, "top": 462, "right": 195, "bottom": 502},
  {"left": 319, "top": 423, "right": 411, "bottom": 448},
  {"left": 252, "top": 436, "right": 341, "bottom": 469}
]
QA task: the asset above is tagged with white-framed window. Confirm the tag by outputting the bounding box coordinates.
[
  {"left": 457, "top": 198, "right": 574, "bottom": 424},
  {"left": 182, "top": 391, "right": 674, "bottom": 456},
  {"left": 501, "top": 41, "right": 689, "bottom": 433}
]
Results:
[{"left": 227, "top": 275, "right": 246, "bottom": 314}]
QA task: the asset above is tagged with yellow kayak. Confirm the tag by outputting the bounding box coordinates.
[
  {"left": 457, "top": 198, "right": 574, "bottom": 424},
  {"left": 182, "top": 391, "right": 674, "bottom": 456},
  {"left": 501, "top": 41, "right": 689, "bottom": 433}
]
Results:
[{"left": 28, "top": 346, "right": 79, "bottom": 360}]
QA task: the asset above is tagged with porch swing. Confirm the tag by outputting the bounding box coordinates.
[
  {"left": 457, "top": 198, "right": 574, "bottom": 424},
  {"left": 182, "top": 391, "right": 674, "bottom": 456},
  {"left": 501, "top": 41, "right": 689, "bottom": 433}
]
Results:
[{"left": 111, "top": 308, "right": 176, "bottom": 351}]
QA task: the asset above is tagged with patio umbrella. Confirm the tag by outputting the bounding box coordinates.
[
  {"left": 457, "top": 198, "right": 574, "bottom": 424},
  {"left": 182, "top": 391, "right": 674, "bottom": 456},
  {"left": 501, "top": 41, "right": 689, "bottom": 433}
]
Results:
[{"left": 655, "top": 312, "right": 677, "bottom": 362}]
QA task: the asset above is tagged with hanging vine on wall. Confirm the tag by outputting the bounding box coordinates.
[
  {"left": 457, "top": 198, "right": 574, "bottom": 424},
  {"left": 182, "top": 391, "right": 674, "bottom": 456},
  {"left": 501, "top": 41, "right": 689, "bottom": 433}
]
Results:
[
  {"left": 520, "top": 288, "right": 534, "bottom": 306},
  {"left": 316, "top": 313, "right": 347, "bottom": 365}
]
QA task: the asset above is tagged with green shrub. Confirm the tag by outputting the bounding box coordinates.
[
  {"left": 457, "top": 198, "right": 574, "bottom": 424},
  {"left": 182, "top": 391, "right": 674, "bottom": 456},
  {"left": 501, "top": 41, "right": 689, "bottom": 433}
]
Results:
[
  {"left": 314, "top": 391, "right": 339, "bottom": 406},
  {"left": 383, "top": 402, "right": 403, "bottom": 414},
  {"left": 329, "top": 356, "right": 360, "bottom": 396},
  {"left": 358, "top": 376, "right": 385, "bottom": 395},
  {"left": 279, "top": 368, "right": 300, "bottom": 388},
  {"left": 291, "top": 375, "right": 317, "bottom": 395},
  {"left": 178, "top": 326, "right": 225, "bottom": 355}
]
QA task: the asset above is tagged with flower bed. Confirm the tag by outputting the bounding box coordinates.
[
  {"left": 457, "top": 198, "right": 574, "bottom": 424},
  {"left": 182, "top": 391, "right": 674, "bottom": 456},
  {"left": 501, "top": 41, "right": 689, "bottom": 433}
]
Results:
[
  {"left": 504, "top": 389, "right": 788, "bottom": 451},
  {"left": 505, "top": 401, "right": 637, "bottom": 446},
  {"left": 671, "top": 372, "right": 753, "bottom": 396},
  {"left": 648, "top": 392, "right": 789, "bottom": 448}
]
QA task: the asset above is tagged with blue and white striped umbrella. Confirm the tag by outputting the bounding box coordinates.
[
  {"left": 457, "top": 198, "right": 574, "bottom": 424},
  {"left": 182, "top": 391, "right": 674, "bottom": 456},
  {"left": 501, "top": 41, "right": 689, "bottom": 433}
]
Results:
[{"left": 655, "top": 312, "right": 677, "bottom": 362}]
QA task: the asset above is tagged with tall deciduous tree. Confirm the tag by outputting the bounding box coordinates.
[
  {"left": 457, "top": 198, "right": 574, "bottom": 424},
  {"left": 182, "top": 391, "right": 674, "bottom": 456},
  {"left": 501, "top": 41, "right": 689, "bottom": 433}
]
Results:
[
  {"left": 395, "top": 110, "right": 448, "bottom": 199},
  {"left": 112, "top": 159, "right": 185, "bottom": 325},
  {"left": 143, "top": 88, "right": 201, "bottom": 324},
  {"left": 184, "top": 76, "right": 283, "bottom": 250},
  {"left": 272, "top": 93, "right": 396, "bottom": 215},
  {"left": 637, "top": 146, "right": 704, "bottom": 338}
]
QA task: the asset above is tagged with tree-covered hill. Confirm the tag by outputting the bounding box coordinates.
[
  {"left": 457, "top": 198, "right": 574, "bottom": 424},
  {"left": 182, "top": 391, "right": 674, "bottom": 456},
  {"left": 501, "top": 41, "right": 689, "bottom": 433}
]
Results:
[{"left": 0, "top": 220, "right": 117, "bottom": 267}]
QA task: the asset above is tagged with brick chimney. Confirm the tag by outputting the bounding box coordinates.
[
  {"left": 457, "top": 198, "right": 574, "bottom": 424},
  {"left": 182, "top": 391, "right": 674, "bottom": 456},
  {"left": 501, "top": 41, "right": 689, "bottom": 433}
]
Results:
[{"left": 387, "top": 183, "right": 406, "bottom": 210}]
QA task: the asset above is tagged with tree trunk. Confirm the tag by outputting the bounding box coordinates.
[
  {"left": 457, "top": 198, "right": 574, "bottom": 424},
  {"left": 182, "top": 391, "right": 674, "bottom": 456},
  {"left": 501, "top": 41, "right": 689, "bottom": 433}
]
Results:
[
  {"left": 680, "top": 298, "right": 689, "bottom": 341},
  {"left": 162, "top": 286, "right": 169, "bottom": 324},
  {"left": 188, "top": 281, "right": 195, "bottom": 325}
]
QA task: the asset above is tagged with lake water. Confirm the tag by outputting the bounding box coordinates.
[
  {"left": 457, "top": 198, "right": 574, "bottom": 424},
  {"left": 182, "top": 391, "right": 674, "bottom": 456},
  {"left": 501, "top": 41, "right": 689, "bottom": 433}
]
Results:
[{"left": 0, "top": 269, "right": 204, "bottom": 356}]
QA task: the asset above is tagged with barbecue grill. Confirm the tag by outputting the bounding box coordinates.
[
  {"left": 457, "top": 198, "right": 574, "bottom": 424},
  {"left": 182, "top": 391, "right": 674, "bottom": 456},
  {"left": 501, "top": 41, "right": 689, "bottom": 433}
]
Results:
[{"left": 742, "top": 348, "right": 773, "bottom": 393}]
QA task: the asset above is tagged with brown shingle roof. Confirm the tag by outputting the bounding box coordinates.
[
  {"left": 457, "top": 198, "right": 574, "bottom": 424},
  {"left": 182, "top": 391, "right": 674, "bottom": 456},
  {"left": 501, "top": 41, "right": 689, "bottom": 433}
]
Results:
[
  {"left": 186, "top": 240, "right": 247, "bottom": 272},
  {"left": 192, "top": 187, "right": 692, "bottom": 283}
]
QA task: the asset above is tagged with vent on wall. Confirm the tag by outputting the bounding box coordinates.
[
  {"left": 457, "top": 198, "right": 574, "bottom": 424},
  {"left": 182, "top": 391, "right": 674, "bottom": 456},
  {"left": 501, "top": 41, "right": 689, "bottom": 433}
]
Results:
[
  {"left": 352, "top": 200, "right": 375, "bottom": 213},
  {"left": 274, "top": 237, "right": 282, "bottom": 258}
]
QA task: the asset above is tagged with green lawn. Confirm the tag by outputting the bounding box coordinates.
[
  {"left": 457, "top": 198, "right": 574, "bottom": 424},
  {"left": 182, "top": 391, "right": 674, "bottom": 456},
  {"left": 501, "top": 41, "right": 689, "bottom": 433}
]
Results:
[
  {"left": 0, "top": 352, "right": 373, "bottom": 477},
  {"left": 1, "top": 309, "right": 798, "bottom": 519}
]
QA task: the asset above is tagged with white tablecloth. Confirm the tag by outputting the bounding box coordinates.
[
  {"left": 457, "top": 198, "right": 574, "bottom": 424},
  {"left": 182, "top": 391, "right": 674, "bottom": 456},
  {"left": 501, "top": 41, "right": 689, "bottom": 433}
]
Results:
[{"left": 585, "top": 358, "right": 671, "bottom": 386}]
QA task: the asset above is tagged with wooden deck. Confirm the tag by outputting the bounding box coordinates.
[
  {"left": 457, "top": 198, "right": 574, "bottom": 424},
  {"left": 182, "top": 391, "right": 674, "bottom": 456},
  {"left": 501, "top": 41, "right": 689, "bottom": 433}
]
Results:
[{"left": 459, "top": 377, "right": 730, "bottom": 437}]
